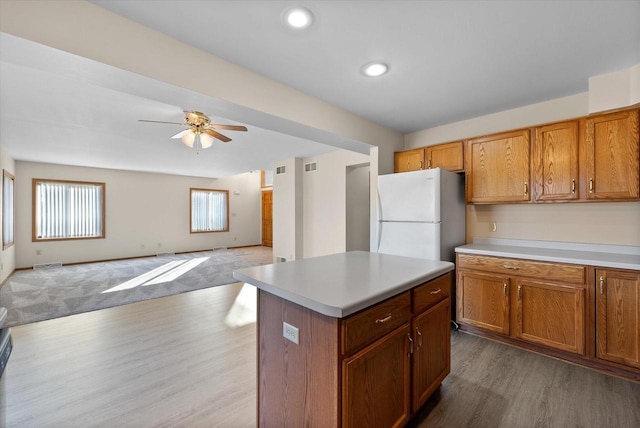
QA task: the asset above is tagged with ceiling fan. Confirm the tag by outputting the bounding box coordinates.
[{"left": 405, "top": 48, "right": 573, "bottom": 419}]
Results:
[{"left": 139, "top": 110, "right": 248, "bottom": 154}]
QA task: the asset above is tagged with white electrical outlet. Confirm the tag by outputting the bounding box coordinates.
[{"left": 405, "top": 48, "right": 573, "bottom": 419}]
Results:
[{"left": 283, "top": 322, "right": 299, "bottom": 345}]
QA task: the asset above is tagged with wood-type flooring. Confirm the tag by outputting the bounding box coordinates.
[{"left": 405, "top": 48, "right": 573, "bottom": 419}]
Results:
[{"left": 1, "top": 282, "right": 639, "bottom": 427}]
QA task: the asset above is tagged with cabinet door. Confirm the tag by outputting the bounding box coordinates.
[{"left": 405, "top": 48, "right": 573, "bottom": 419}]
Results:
[
  {"left": 342, "top": 324, "right": 411, "bottom": 428},
  {"left": 533, "top": 121, "right": 579, "bottom": 201},
  {"left": 394, "top": 148, "right": 425, "bottom": 173},
  {"left": 585, "top": 109, "right": 640, "bottom": 200},
  {"left": 457, "top": 271, "right": 510, "bottom": 334},
  {"left": 412, "top": 299, "right": 450, "bottom": 412},
  {"left": 513, "top": 280, "right": 585, "bottom": 355},
  {"left": 466, "top": 129, "right": 531, "bottom": 203},
  {"left": 596, "top": 269, "right": 640, "bottom": 369},
  {"left": 426, "top": 141, "right": 464, "bottom": 172}
]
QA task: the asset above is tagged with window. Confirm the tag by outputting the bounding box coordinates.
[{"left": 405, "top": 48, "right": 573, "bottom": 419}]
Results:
[
  {"left": 190, "top": 188, "right": 229, "bottom": 233},
  {"left": 3, "top": 170, "right": 15, "bottom": 249},
  {"left": 33, "top": 179, "right": 105, "bottom": 241}
]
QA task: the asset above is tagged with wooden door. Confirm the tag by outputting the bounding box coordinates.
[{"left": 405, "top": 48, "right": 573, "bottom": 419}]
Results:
[
  {"left": 458, "top": 271, "right": 510, "bottom": 335},
  {"left": 412, "top": 299, "right": 450, "bottom": 412},
  {"left": 426, "top": 141, "right": 464, "bottom": 172},
  {"left": 261, "top": 190, "right": 272, "bottom": 247},
  {"left": 394, "top": 148, "right": 425, "bottom": 173},
  {"left": 585, "top": 109, "right": 640, "bottom": 200},
  {"left": 466, "top": 129, "right": 531, "bottom": 203},
  {"left": 513, "top": 280, "right": 585, "bottom": 355},
  {"left": 596, "top": 269, "right": 640, "bottom": 369},
  {"left": 533, "top": 120, "right": 579, "bottom": 201},
  {"left": 342, "top": 324, "right": 411, "bottom": 428}
]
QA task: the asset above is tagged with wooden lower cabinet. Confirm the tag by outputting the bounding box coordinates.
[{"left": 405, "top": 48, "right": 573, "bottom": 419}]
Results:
[
  {"left": 458, "top": 271, "right": 510, "bottom": 335},
  {"left": 258, "top": 273, "right": 453, "bottom": 427},
  {"left": 343, "top": 324, "right": 411, "bottom": 428},
  {"left": 514, "top": 279, "right": 585, "bottom": 355},
  {"left": 457, "top": 254, "right": 640, "bottom": 381},
  {"left": 596, "top": 268, "right": 640, "bottom": 369}
]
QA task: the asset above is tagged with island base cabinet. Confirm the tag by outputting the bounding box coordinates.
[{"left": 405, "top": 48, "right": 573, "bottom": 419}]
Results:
[
  {"left": 342, "top": 324, "right": 411, "bottom": 428},
  {"left": 412, "top": 299, "right": 451, "bottom": 411},
  {"left": 596, "top": 269, "right": 640, "bottom": 369}
]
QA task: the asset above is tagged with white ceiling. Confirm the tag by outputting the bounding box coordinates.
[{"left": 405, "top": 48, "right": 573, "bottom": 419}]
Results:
[{"left": 1, "top": 1, "right": 639, "bottom": 178}]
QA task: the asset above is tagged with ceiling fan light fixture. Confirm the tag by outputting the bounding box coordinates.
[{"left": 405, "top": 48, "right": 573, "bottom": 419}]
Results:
[
  {"left": 181, "top": 130, "right": 196, "bottom": 148},
  {"left": 283, "top": 7, "right": 313, "bottom": 29},
  {"left": 362, "top": 62, "right": 389, "bottom": 77},
  {"left": 200, "top": 132, "right": 214, "bottom": 149}
]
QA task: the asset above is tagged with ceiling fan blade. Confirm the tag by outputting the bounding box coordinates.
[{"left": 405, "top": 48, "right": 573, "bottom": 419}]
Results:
[
  {"left": 171, "top": 130, "right": 192, "bottom": 139},
  {"left": 204, "top": 129, "right": 231, "bottom": 143},
  {"left": 139, "top": 119, "right": 186, "bottom": 126},
  {"left": 209, "top": 124, "right": 248, "bottom": 132}
]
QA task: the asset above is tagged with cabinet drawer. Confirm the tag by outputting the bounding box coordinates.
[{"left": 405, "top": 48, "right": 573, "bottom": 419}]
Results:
[
  {"left": 341, "top": 292, "right": 411, "bottom": 356},
  {"left": 413, "top": 273, "right": 450, "bottom": 314},
  {"left": 457, "top": 254, "right": 586, "bottom": 285}
]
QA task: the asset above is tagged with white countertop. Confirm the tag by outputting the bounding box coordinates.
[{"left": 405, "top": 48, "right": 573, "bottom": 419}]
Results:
[
  {"left": 233, "top": 251, "right": 454, "bottom": 318},
  {"left": 455, "top": 238, "right": 640, "bottom": 270}
]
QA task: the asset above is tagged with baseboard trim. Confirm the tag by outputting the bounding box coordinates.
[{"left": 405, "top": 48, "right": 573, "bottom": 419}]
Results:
[
  {"left": 0, "top": 269, "right": 16, "bottom": 289},
  {"left": 16, "top": 244, "right": 266, "bottom": 270}
]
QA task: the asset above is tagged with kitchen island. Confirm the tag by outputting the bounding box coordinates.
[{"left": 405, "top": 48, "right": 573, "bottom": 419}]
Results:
[{"left": 234, "top": 251, "right": 454, "bottom": 428}]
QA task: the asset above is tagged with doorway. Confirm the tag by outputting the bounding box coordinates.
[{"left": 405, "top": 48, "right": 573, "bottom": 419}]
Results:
[{"left": 346, "top": 163, "right": 370, "bottom": 251}]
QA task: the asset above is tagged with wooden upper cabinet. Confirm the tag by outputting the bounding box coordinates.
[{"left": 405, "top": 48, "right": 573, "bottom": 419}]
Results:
[
  {"left": 584, "top": 108, "right": 640, "bottom": 200},
  {"left": 533, "top": 120, "right": 579, "bottom": 201},
  {"left": 394, "top": 148, "right": 425, "bottom": 173},
  {"left": 596, "top": 269, "right": 640, "bottom": 369},
  {"left": 425, "top": 141, "right": 464, "bottom": 172},
  {"left": 466, "top": 129, "right": 531, "bottom": 203}
]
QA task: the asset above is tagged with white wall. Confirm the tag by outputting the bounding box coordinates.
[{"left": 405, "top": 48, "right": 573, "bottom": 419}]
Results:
[
  {"left": 273, "top": 158, "right": 303, "bottom": 262},
  {"left": 302, "top": 150, "right": 370, "bottom": 258},
  {"left": 404, "top": 92, "right": 640, "bottom": 247},
  {"left": 15, "top": 162, "right": 261, "bottom": 268},
  {"left": 0, "top": 148, "right": 16, "bottom": 283},
  {"left": 589, "top": 64, "right": 640, "bottom": 113}
]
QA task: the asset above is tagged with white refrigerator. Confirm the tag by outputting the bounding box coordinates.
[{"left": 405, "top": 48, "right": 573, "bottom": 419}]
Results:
[{"left": 377, "top": 168, "right": 465, "bottom": 262}]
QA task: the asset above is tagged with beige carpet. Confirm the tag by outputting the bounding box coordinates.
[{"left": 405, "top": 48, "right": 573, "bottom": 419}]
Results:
[{"left": 0, "top": 246, "right": 273, "bottom": 327}]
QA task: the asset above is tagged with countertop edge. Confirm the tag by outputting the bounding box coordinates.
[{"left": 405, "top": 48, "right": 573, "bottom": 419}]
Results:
[
  {"left": 455, "top": 245, "right": 640, "bottom": 271},
  {"left": 234, "top": 264, "right": 455, "bottom": 318}
]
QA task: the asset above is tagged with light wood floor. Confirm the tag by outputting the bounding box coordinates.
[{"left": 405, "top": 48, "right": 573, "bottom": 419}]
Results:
[{"left": 1, "top": 283, "right": 639, "bottom": 428}]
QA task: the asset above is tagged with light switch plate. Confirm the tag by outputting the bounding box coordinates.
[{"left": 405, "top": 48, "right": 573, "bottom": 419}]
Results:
[{"left": 283, "top": 322, "right": 299, "bottom": 345}]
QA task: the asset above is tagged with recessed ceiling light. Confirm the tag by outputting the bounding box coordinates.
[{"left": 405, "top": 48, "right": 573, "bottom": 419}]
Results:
[
  {"left": 283, "top": 7, "right": 314, "bottom": 29},
  {"left": 362, "top": 62, "right": 389, "bottom": 77}
]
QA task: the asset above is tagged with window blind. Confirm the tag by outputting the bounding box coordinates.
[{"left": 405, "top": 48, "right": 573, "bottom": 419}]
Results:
[{"left": 191, "top": 189, "right": 228, "bottom": 232}]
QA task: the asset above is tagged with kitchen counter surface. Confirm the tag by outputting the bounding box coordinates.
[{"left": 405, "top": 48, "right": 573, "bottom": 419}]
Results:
[
  {"left": 233, "top": 251, "right": 454, "bottom": 318},
  {"left": 455, "top": 238, "right": 640, "bottom": 270}
]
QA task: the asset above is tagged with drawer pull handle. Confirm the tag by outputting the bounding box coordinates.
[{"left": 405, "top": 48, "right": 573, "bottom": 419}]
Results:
[
  {"left": 419, "top": 160, "right": 424, "bottom": 169},
  {"left": 589, "top": 178, "right": 594, "bottom": 193},
  {"left": 571, "top": 179, "right": 576, "bottom": 193},
  {"left": 599, "top": 276, "right": 605, "bottom": 295},
  {"left": 429, "top": 288, "right": 442, "bottom": 295},
  {"left": 517, "top": 285, "right": 522, "bottom": 300},
  {"left": 408, "top": 334, "right": 414, "bottom": 356},
  {"left": 427, "top": 159, "right": 432, "bottom": 168},
  {"left": 503, "top": 265, "right": 520, "bottom": 270},
  {"left": 375, "top": 314, "right": 392, "bottom": 324},
  {"left": 524, "top": 181, "right": 528, "bottom": 195},
  {"left": 416, "top": 327, "right": 423, "bottom": 348},
  {"left": 503, "top": 283, "right": 508, "bottom": 297}
]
